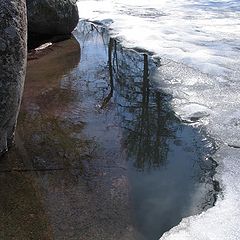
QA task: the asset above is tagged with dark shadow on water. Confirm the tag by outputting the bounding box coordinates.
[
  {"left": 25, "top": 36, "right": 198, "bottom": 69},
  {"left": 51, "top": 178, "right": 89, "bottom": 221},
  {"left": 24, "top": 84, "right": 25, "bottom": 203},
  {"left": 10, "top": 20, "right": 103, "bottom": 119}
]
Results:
[{"left": 0, "top": 22, "right": 218, "bottom": 240}]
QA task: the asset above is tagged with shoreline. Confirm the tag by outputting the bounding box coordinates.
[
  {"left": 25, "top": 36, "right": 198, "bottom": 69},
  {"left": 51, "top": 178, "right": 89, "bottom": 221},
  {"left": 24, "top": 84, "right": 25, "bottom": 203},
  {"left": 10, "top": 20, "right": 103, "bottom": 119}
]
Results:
[{"left": 0, "top": 21, "right": 219, "bottom": 240}]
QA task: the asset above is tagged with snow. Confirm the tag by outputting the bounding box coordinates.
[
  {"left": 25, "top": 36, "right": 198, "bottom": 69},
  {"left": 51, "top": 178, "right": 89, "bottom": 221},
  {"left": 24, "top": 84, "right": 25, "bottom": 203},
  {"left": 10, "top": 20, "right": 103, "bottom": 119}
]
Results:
[
  {"left": 176, "top": 103, "right": 212, "bottom": 122},
  {"left": 77, "top": 0, "right": 240, "bottom": 239},
  {"left": 161, "top": 147, "right": 240, "bottom": 240},
  {"left": 77, "top": 0, "right": 240, "bottom": 77},
  {"left": 154, "top": 58, "right": 240, "bottom": 239}
]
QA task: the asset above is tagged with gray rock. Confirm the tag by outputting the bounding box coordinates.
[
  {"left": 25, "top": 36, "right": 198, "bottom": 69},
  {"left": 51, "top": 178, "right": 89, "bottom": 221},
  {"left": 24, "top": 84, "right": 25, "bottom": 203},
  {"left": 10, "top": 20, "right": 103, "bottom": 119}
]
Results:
[
  {"left": 27, "top": 0, "right": 79, "bottom": 37},
  {"left": 0, "top": 0, "right": 27, "bottom": 156}
]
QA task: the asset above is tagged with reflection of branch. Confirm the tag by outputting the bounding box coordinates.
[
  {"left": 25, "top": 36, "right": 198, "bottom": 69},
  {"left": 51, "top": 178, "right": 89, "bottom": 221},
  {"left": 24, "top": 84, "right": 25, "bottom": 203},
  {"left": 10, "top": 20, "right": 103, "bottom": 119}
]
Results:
[
  {"left": 100, "top": 91, "right": 113, "bottom": 109},
  {"left": 90, "top": 22, "right": 108, "bottom": 47},
  {"left": 78, "top": 23, "right": 95, "bottom": 51},
  {"left": 101, "top": 38, "right": 114, "bottom": 109},
  {"left": 99, "top": 37, "right": 172, "bottom": 170},
  {"left": 113, "top": 40, "right": 119, "bottom": 73},
  {"left": 79, "top": 21, "right": 108, "bottom": 55}
]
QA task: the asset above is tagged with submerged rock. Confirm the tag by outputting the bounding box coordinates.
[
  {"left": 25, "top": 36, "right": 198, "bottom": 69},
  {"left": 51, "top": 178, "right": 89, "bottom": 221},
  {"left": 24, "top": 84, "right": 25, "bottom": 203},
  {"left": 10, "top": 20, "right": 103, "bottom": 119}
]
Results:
[
  {"left": 27, "top": 0, "right": 79, "bottom": 39},
  {"left": 0, "top": 0, "right": 27, "bottom": 155}
]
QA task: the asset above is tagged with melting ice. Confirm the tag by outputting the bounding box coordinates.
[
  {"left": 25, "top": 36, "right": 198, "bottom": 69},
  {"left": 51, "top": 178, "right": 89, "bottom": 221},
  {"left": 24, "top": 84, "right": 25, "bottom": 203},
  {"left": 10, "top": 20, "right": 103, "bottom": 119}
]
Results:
[{"left": 77, "top": 0, "right": 240, "bottom": 239}]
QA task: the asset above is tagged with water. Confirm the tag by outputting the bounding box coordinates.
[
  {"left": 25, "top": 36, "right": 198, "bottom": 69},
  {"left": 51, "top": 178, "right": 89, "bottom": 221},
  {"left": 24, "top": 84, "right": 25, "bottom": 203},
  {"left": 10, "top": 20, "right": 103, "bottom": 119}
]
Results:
[
  {"left": 0, "top": 22, "right": 217, "bottom": 239},
  {"left": 87, "top": 24, "right": 217, "bottom": 239},
  {"left": 77, "top": 1, "right": 240, "bottom": 239}
]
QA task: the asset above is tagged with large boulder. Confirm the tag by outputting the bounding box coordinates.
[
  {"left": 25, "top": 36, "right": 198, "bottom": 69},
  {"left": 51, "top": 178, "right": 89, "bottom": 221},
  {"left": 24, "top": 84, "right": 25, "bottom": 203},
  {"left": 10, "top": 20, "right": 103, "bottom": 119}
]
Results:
[
  {"left": 27, "top": 0, "right": 79, "bottom": 37},
  {"left": 0, "top": 0, "right": 27, "bottom": 156}
]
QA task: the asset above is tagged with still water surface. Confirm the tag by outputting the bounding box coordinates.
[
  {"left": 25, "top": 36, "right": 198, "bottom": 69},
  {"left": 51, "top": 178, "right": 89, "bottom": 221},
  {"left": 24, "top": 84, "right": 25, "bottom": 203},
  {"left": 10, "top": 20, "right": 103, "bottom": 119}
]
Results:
[{"left": 0, "top": 21, "right": 217, "bottom": 240}]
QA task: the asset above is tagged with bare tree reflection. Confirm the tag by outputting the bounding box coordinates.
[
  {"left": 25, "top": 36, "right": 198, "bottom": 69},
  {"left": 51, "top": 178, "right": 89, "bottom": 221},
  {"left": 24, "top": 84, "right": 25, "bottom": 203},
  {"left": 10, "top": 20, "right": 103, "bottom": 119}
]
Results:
[
  {"left": 101, "top": 38, "right": 114, "bottom": 108},
  {"left": 107, "top": 40, "right": 178, "bottom": 170},
  {"left": 78, "top": 21, "right": 217, "bottom": 180}
]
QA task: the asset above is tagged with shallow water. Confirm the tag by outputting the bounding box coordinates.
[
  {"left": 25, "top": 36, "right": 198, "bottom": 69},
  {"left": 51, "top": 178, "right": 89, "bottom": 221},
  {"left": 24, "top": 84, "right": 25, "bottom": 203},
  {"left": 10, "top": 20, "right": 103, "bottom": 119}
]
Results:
[
  {"left": 76, "top": 1, "right": 240, "bottom": 239},
  {"left": 0, "top": 22, "right": 217, "bottom": 240}
]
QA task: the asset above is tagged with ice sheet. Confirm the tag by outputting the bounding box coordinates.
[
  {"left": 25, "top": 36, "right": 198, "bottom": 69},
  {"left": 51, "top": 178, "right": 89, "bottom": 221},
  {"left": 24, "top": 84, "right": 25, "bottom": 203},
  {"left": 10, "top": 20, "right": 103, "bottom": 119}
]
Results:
[{"left": 77, "top": 0, "right": 240, "bottom": 77}]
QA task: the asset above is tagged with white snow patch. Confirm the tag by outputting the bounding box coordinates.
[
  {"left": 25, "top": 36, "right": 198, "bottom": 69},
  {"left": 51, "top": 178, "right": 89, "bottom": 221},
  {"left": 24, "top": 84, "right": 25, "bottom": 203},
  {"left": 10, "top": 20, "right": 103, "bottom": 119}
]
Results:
[
  {"left": 77, "top": 0, "right": 240, "bottom": 77},
  {"left": 154, "top": 59, "right": 240, "bottom": 240},
  {"left": 161, "top": 147, "right": 240, "bottom": 240},
  {"left": 176, "top": 103, "right": 212, "bottom": 122}
]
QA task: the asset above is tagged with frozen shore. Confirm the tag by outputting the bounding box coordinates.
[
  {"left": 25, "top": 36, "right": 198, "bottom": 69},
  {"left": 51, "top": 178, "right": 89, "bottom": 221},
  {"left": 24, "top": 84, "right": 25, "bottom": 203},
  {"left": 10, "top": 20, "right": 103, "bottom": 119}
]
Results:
[{"left": 77, "top": 0, "right": 240, "bottom": 239}]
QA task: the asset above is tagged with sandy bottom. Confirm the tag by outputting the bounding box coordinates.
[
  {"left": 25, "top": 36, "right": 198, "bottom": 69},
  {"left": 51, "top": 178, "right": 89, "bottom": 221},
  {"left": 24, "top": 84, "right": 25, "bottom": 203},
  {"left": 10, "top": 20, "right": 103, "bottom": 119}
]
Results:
[{"left": 0, "top": 37, "right": 136, "bottom": 240}]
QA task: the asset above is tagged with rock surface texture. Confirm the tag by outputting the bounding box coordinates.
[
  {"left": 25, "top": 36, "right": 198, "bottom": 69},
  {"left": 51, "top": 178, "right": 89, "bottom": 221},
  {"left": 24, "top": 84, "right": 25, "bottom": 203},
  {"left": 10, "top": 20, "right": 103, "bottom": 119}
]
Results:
[
  {"left": 0, "top": 0, "right": 27, "bottom": 155},
  {"left": 27, "top": 0, "right": 79, "bottom": 37}
]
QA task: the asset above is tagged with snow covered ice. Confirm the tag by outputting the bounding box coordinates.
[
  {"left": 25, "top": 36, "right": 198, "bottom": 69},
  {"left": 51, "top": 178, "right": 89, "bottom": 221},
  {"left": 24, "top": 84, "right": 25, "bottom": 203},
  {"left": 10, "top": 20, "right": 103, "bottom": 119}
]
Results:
[{"left": 77, "top": 0, "right": 240, "bottom": 239}]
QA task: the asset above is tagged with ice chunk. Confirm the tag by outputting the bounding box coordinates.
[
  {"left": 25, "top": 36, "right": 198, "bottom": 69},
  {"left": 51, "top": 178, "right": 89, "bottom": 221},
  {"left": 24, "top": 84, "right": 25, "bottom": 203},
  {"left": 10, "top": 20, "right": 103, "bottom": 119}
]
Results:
[{"left": 176, "top": 103, "right": 212, "bottom": 123}]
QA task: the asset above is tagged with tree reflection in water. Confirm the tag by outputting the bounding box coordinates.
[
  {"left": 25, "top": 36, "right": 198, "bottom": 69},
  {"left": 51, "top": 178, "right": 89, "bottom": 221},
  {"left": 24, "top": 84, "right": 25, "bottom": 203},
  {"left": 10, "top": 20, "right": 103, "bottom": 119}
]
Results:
[
  {"left": 95, "top": 25, "right": 218, "bottom": 239},
  {"left": 0, "top": 21, "right": 218, "bottom": 240},
  {"left": 76, "top": 21, "right": 217, "bottom": 239},
  {"left": 106, "top": 37, "right": 180, "bottom": 170}
]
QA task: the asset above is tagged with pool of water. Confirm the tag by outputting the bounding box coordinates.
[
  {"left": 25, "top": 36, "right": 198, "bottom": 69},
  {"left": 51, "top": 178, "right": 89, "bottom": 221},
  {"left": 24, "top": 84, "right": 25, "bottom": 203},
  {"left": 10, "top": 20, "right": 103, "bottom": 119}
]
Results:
[
  {"left": 0, "top": 21, "right": 218, "bottom": 240},
  {"left": 79, "top": 23, "right": 217, "bottom": 239}
]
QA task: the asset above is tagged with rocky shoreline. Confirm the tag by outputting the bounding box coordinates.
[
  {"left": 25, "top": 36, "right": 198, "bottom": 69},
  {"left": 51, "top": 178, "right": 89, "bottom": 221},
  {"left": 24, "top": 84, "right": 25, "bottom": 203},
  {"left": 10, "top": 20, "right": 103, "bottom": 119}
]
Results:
[
  {"left": 0, "top": 0, "right": 27, "bottom": 157},
  {"left": 27, "top": 0, "right": 79, "bottom": 49},
  {"left": 0, "top": 15, "right": 219, "bottom": 239},
  {"left": 0, "top": 27, "right": 136, "bottom": 240},
  {"left": 0, "top": 0, "right": 79, "bottom": 156}
]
